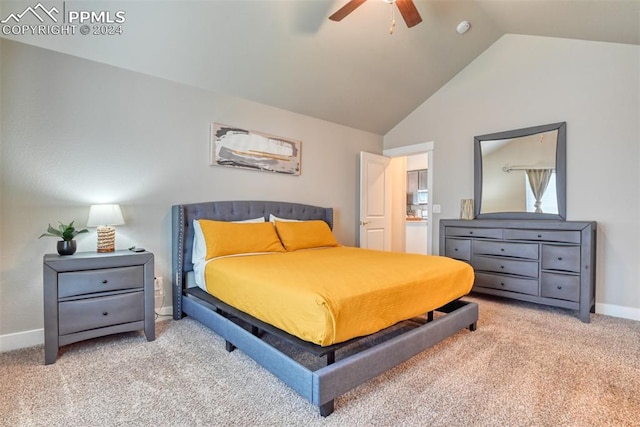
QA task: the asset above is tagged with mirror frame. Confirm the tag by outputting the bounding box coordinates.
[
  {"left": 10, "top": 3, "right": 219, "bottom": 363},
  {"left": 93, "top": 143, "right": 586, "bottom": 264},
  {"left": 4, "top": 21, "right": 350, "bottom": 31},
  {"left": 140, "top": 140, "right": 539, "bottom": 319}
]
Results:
[{"left": 474, "top": 122, "right": 567, "bottom": 220}]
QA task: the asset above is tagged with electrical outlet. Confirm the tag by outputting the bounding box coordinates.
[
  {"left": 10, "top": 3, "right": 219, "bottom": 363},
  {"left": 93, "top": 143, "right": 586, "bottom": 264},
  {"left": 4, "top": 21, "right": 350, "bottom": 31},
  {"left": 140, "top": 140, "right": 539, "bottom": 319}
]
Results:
[
  {"left": 432, "top": 204, "right": 441, "bottom": 213},
  {"left": 154, "top": 276, "right": 163, "bottom": 292}
]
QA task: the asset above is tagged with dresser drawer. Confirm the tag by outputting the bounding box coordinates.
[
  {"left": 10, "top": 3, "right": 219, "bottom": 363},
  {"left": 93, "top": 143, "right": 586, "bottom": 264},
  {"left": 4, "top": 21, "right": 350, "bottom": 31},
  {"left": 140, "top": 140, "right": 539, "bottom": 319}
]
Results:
[
  {"left": 445, "top": 227, "right": 503, "bottom": 239},
  {"left": 473, "top": 255, "right": 539, "bottom": 278},
  {"left": 445, "top": 238, "right": 471, "bottom": 261},
  {"left": 541, "top": 245, "right": 580, "bottom": 273},
  {"left": 474, "top": 272, "right": 538, "bottom": 295},
  {"left": 473, "top": 240, "right": 538, "bottom": 260},
  {"left": 541, "top": 273, "right": 580, "bottom": 302},
  {"left": 59, "top": 266, "right": 144, "bottom": 298},
  {"left": 58, "top": 291, "right": 144, "bottom": 336},
  {"left": 504, "top": 229, "right": 581, "bottom": 244}
]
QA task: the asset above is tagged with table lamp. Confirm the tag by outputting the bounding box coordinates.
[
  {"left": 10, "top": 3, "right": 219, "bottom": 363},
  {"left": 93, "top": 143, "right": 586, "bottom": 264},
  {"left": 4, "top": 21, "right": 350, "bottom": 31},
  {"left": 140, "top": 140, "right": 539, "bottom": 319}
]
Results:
[{"left": 87, "top": 204, "right": 125, "bottom": 252}]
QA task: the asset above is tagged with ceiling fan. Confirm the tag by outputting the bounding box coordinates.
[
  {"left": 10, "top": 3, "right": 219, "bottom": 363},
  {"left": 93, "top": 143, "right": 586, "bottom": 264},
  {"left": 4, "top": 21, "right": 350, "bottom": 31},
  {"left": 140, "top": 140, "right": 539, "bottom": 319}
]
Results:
[{"left": 329, "top": 0, "right": 423, "bottom": 28}]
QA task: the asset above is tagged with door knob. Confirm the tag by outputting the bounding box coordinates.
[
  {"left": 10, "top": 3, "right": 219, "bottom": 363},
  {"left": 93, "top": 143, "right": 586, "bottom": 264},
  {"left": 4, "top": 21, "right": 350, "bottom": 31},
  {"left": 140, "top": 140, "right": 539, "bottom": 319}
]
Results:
[{"left": 360, "top": 220, "right": 371, "bottom": 226}]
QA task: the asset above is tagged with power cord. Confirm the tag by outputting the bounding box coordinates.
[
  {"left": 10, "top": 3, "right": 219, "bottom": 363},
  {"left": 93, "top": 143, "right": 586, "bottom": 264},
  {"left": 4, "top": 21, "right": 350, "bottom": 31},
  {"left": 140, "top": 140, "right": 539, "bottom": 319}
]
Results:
[{"left": 153, "top": 276, "right": 171, "bottom": 320}]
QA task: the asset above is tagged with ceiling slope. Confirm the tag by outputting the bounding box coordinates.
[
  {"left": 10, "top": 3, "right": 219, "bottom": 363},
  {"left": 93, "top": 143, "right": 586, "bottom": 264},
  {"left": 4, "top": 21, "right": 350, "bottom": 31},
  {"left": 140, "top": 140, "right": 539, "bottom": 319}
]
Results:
[{"left": 1, "top": 0, "right": 638, "bottom": 135}]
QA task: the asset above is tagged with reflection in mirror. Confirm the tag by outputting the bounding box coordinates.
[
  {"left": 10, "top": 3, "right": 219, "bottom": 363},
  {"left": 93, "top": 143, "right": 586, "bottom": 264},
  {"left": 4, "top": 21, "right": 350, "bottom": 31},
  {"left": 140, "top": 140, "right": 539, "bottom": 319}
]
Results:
[
  {"left": 474, "top": 122, "right": 566, "bottom": 220},
  {"left": 480, "top": 130, "right": 558, "bottom": 214}
]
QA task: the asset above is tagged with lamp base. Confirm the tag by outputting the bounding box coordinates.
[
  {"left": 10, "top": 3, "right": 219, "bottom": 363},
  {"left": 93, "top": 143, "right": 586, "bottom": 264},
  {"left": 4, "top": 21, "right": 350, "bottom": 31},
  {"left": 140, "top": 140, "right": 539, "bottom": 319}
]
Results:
[{"left": 96, "top": 226, "right": 116, "bottom": 252}]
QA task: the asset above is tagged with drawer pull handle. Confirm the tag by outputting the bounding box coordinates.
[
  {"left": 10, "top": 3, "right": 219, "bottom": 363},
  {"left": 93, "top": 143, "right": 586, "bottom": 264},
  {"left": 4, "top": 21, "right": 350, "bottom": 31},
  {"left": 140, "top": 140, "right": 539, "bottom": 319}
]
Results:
[
  {"left": 469, "top": 231, "right": 473, "bottom": 235},
  {"left": 500, "top": 266, "right": 504, "bottom": 269},
  {"left": 537, "top": 234, "right": 542, "bottom": 238},
  {"left": 102, "top": 312, "right": 109, "bottom": 316},
  {"left": 500, "top": 283, "right": 505, "bottom": 287},
  {"left": 102, "top": 280, "right": 108, "bottom": 284},
  {"left": 500, "top": 248, "right": 505, "bottom": 252},
  {"left": 454, "top": 248, "right": 458, "bottom": 251},
  {"left": 557, "top": 257, "right": 563, "bottom": 261},
  {"left": 557, "top": 286, "right": 562, "bottom": 290}
]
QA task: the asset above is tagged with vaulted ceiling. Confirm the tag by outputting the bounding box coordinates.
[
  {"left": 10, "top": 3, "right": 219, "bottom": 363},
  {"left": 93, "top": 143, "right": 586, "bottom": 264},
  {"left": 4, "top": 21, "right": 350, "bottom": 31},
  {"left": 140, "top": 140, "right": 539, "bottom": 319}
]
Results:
[{"left": 2, "top": 0, "right": 639, "bottom": 134}]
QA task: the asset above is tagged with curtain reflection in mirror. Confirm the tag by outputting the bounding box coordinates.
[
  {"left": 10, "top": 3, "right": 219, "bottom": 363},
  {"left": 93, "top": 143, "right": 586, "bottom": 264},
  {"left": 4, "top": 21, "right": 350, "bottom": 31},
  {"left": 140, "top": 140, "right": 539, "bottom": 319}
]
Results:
[{"left": 526, "top": 169, "right": 553, "bottom": 213}]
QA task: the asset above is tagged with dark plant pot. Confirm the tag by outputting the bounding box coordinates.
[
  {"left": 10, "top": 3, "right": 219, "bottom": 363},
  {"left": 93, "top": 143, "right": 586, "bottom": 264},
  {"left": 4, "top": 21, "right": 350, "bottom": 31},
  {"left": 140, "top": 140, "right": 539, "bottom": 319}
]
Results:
[{"left": 57, "top": 240, "right": 77, "bottom": 256}]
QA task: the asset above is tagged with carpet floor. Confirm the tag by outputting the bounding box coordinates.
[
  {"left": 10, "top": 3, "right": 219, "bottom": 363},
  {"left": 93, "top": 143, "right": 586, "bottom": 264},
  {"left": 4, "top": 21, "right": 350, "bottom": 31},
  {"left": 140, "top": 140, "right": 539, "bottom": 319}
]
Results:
[{"left": 1, "top": 295, "right": 639, "bottom": 426}]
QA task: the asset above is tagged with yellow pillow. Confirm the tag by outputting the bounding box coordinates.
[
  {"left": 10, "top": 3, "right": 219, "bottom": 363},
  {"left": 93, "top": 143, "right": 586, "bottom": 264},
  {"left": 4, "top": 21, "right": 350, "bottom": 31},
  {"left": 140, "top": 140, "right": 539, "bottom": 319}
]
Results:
[
  {"left": 198, "top": 220, "right": 285, "bottom": 259},
  {"left": 274, "top": 220, "right": 339, "bottom": 251}
]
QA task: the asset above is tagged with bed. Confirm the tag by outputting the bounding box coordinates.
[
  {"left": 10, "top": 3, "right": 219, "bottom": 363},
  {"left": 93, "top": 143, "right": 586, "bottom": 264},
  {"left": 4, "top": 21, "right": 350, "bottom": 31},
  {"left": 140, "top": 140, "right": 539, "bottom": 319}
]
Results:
[{"left": 172, "top": 200, "right": 478, "bottom": 416}]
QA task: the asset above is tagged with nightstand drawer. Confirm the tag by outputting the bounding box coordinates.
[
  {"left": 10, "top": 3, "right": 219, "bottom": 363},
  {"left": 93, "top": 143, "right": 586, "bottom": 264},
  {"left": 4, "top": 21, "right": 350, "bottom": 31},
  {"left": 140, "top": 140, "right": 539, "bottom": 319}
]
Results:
[
  {"left": 59, "top": 266, "right": 143, "bottom": 298},
  {"left": 58, "top": 291, "right": 144, "bottom": 335}
]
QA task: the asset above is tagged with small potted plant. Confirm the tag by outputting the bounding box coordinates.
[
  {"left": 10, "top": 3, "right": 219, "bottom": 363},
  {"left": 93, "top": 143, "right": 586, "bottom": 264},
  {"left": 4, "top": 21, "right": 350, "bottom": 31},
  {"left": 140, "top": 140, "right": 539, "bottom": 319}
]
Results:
[{"left": 39, "top": 221, "right": 88, "bottom": 255}]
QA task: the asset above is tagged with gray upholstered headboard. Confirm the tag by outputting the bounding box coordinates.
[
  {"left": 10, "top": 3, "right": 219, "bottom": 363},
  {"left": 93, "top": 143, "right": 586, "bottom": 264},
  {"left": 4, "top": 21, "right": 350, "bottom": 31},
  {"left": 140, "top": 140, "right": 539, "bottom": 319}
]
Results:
[{"left": 171, "top": 200, "right": 333, "bottom": 319}]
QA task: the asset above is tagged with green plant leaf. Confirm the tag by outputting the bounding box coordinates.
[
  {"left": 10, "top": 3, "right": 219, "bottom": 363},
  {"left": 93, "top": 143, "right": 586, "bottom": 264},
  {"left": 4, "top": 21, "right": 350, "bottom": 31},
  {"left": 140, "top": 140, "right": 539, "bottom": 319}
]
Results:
[
  {"left": 39, "top": 221, "right": 88, "bottom": 241},
  {"left": 48, "top": 224, "right": 62, "bottom": 236}
]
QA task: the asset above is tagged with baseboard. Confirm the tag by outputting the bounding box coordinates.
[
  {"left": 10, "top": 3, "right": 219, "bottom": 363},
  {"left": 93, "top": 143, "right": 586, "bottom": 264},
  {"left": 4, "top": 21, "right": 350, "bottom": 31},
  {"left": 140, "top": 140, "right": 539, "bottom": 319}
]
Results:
[
  {"left": 1, "top": 305, "right": 175, "bottom": 353},
  {"left": 0, "top": 328, "right": 44, "bottom": 353},
  {"left": 596, "top": 303, "right": 640, "bottom": 321}
]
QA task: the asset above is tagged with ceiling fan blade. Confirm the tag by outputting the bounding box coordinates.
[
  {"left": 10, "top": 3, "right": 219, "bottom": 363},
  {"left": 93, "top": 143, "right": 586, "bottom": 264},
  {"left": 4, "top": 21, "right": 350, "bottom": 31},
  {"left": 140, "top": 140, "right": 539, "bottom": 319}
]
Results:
[
  {"left": 329, "top": 0, "right": 368, "bottom": 22},
  {"left": 395, "top": 0, "right": 422, "bottom": 28}
]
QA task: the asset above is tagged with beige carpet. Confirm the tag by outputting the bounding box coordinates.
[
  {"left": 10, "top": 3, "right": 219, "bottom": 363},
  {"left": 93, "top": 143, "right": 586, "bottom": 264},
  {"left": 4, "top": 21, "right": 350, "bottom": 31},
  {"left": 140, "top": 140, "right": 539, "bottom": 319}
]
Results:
[{"left": 1, "top": 295, "right": 639, "bottom": 426}]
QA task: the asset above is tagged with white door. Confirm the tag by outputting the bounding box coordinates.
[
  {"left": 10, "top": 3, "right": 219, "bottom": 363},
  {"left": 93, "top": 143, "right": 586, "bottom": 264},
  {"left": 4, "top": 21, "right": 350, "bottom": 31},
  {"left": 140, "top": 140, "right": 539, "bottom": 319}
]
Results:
[{"left": 359, "top": 152, "right": 391, "bottom": 250}]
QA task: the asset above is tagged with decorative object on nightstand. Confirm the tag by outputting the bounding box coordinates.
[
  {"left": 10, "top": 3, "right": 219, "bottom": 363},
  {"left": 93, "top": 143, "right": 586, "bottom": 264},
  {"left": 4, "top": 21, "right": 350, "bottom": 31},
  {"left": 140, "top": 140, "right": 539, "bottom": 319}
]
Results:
[
  {"left": 87, "top": 204, "right": 125, "bottom": 252},
  {"left": 39, "top": 221, "right": 88, "bottom": 255},
  {"left": 43, "top": 250, "right": 155, "bottom": 364}
]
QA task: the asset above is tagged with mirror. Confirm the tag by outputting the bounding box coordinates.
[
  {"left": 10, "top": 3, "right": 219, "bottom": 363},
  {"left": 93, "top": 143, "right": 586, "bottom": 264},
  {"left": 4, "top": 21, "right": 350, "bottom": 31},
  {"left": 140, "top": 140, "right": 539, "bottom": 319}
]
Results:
[{"left": 474, "top": 122, "right": 566, "bottom": 220}]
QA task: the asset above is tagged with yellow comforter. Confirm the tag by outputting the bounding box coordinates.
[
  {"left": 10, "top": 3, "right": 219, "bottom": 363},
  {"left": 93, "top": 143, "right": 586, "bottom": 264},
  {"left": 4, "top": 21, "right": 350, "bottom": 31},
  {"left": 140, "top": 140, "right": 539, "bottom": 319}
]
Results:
[{"left": 204, "top": 247, "right": 474, "bottom": 346}]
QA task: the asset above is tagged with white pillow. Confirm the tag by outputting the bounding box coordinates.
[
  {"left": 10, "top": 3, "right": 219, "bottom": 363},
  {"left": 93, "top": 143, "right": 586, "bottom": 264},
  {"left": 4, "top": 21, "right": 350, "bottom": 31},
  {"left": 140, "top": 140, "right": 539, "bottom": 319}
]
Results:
[
  {"left": 192, "top": 216, "right": 266, "bottom": 290},
  {"left": 192, "top": 220, "right": 206, "bottom": 266},
  {"left": 269, "top": 214, "right": 302, "bottom": 224}
]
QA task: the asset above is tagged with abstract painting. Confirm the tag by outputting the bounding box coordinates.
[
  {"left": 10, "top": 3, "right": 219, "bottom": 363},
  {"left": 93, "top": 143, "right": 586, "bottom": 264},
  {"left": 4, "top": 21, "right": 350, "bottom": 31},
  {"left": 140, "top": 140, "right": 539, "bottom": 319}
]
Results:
[{"left": 210, "top": 123, "right": 301, "bottom": 175}]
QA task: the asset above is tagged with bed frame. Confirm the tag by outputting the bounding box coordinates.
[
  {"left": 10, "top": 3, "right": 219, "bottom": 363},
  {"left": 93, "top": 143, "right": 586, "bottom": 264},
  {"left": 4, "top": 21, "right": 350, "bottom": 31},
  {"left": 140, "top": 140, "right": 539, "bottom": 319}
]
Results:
[{"left": 172, "top": 200, "right": 478, "bottom": 416}]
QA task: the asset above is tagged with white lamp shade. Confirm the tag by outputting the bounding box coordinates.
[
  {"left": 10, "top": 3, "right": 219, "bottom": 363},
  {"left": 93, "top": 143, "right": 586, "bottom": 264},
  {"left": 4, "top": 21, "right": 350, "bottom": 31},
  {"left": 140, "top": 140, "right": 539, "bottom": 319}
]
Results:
[{"left": 87, "top": 204, "right": 125, "bottom": 227}]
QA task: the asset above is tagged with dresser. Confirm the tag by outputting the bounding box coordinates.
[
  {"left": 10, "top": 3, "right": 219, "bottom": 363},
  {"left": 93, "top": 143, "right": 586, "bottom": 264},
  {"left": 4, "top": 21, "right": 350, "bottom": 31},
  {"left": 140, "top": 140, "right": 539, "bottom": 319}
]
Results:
[
  {"left": 440, "top": 219, "right": 596, "bottom": 322},
  {"left": 43, "top": 250, "right": 155, "bottom": 364}
]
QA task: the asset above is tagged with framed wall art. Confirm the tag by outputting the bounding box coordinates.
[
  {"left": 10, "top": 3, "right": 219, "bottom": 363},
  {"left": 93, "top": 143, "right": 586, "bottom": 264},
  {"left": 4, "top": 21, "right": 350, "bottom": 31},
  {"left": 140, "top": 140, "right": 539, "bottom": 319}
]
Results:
[{"left": 210, "top": 123, "right": 301, "bottom": 176}]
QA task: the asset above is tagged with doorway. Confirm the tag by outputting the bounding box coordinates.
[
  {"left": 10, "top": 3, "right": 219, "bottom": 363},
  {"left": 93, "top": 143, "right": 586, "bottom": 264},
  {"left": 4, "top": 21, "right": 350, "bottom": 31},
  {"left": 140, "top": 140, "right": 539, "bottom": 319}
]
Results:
[
  {"left": 383, "top": 142, "right": 435, "bottom": 255},
  {"left": 404, "top": 153, "right": 429, "bottom": 254}
]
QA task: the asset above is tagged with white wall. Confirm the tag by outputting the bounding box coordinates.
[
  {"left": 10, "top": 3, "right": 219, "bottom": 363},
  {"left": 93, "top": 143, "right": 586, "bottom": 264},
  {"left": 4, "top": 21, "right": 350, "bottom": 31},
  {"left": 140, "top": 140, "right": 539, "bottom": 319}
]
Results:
[
  {"left": 0, "top": 40, "right": 382, "bottom": 343},
  {"left": 384, "top": 35, "right": 640, "bottom": 318}
]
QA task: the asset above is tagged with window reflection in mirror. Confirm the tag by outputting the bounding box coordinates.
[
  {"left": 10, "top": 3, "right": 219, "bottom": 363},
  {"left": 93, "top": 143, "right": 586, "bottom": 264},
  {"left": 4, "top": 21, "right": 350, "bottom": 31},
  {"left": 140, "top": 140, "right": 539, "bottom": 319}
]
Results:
[{"left": 480, "top": 130, "right": 558, "bottom": 215}]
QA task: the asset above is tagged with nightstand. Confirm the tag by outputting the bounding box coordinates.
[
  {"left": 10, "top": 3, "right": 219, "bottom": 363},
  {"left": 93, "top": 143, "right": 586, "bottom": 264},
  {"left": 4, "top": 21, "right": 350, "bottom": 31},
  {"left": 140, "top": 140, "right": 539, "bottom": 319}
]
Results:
[{"left": 43, "top": 250, "right": 155, "bottom": 364}]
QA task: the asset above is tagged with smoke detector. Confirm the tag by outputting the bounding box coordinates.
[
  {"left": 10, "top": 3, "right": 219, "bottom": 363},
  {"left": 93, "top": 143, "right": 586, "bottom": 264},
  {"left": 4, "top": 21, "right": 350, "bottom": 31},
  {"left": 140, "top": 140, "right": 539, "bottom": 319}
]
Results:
[{"left": 456, "top": 20, "right": 471, "bottom": 34}]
